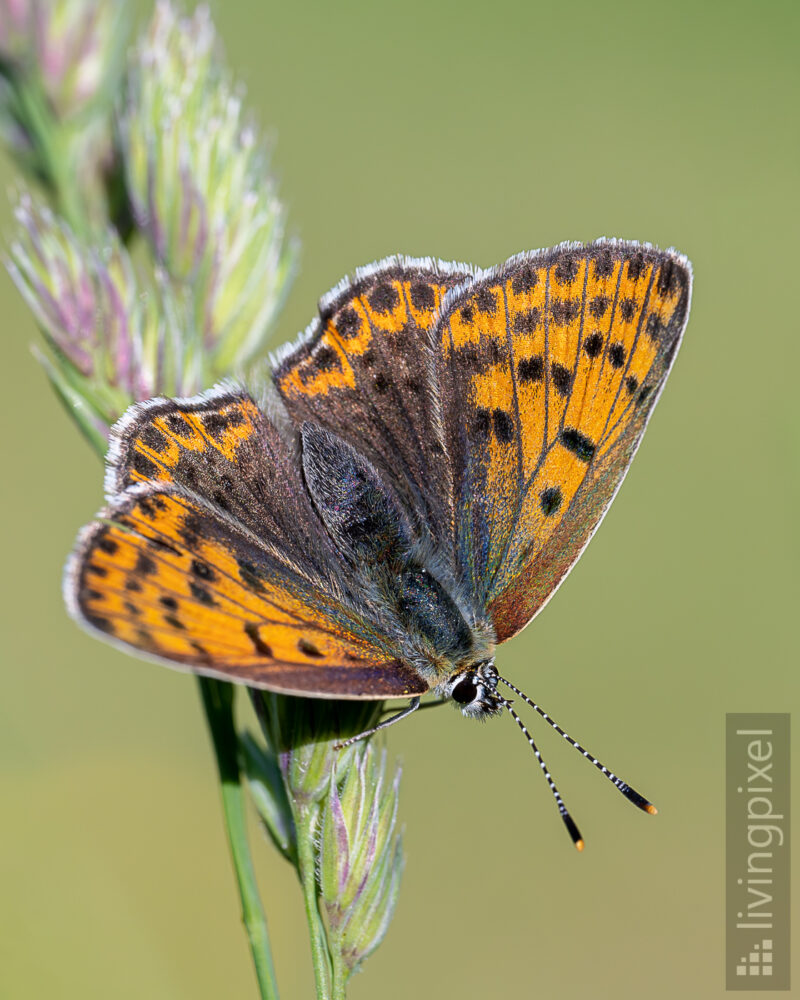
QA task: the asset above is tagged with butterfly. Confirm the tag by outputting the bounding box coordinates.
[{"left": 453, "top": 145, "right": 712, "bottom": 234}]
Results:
[{"left": 65, "top": 240, "right": 692, "bottom": 846}]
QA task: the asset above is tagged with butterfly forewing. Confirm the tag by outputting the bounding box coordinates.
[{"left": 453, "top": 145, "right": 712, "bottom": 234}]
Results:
[
  {"left": 273, "top": 257, "right": 472, "bottom": 551},
  {"left": 434, "top": 241, "right": 691, "bottom": 641}
]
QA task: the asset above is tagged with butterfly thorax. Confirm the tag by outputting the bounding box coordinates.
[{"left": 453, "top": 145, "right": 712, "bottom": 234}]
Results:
[{"left": 301, "top": 422, "right": 496, "bottom": 686}]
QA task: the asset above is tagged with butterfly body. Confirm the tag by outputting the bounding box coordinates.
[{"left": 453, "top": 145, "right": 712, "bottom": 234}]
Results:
[{"left": 65, "top": 240, "right": 692, "bottom": 714}]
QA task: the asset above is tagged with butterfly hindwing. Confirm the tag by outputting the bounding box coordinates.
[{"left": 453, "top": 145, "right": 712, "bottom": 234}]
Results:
[
  {"left": 273, "top": 257, "right": 473, "bottom": 550},
  {"left": 66, "top": 485, "right": 427, "bottom": 697},
  {"left": 434, "top": 241, "right": 691, "bottom": 641}
]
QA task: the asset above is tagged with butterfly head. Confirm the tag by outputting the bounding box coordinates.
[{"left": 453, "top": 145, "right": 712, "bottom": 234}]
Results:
[{"left": 444, "top": 659, "right": 504, "bottom": 720}]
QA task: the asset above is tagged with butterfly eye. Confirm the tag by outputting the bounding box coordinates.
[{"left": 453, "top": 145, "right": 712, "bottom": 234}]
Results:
[{"left": 451, "top": 676, "right": 478, "bottom": 705}]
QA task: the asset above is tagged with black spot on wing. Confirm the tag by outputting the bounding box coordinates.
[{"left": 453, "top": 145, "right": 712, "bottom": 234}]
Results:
[
  {"left": 626, "top": 254, "right": 646, "bottom": 281},
  {"left": 584, "top": 332, "right": 603, "bottom": 358},
  {"left": 202, "top": 412, "right": 231, "bottom": 439},
  {"left": 550, "top": 298, "right": 580, "bottom": 325},
  {"left": 136, "top": 627, "right": 156, "bottom": 649},
  {"left": 368, "top": 282, "right": 399, "bottom": 313},
  {"left": 191, "top": 559, "right": 216, "bottom": 582},
  {"left": 511, "top": 263, "right": 539, "bottom": 294},
  {"left": 551, "top": 363, "right": 572, "bottom": 397},
  {"left": 554, "top": 255, "right": 579, "bottom": 284},
  {"left": 589, "top": 295, "right": 609, "bottom": 319},
  {"left": 410, "top": 281, "right": 435, "bottom": 310},
  {"left": 518, "top": 355, "right": 544, "bottom": 382},
  {"left": 163, "top": 412, "right": 186, "bottom": 435},
  {"left": 560, "top": 427, "right": 596, "bottom": 462},
  {"left": 189, "top": 582, "right": 216, "bottom": 606},
  {"left": 486, "top": 340, "right": 503, "bottom": 366},
  {"left": 136, "top": 551, "right": 156, "bottom": 575},
  {"left": 539, "top": 486, "right": 562, "bottom": 516},
  {"left": 474, "top": 408, "right": 492, "bottom": 440},
  {"left": 492, "top": 410, "right": 514, "bottom": 444},
  {"left": 593, "top": 249, "right": 615, "bottom": 278},
  {"left": 311, "top": 346, "right": 339, "bottom": 372},
  {"left": 609, "top": 343, "right": 626, "bottom": 368},
  {"left": 298, "top": 638, "right": 324, "bottom": 658},
  {"left": 336, "top": 307, "right": 362, "bottom": 339},
  {"left": 646, "top": 312, "right": 665, "bottom": 341},
  {"left": 475, "top": 287, "right": 497, "bottom": 314},
  {"left": 245, "top": 622, "right": 273, "bottom": 658},
  {"left": 656, "top": 259, "right": 682, "bottom": 296},
  {"left": 297, "top": 345, "right": 343, "bottom": 384},
  {"left": 150, "top": 536, "right": 181, "bottom": 557},
  {"left": 513, "top": 308, "right": 541, "bottom": 335},
  {"left": 138, "top": 424, "right": 167, "bottom": 452}
]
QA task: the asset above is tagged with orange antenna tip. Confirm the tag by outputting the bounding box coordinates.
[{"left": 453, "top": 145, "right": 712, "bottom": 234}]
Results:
[
  {"left": 645, "top": 804, "right": 658, "bottom": 816},
  {"left": 575, "top": 839, "right": 585, "bottom": 852}
]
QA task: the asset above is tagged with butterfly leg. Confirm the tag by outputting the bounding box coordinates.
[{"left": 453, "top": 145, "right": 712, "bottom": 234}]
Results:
[
  {"left": 385, "top": 696, "right": 447, "bottom": 716},
  {"left": 333, "top": 697, "right": 421, "bottom": 750}
]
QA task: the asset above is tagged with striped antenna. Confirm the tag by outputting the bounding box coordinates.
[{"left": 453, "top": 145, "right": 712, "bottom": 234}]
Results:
[
  {"left": 498, "top": 675, "right": 657, "bottom": 816},
  {"left": 499, "top": 695, "right": 585, "bottom": 850}
]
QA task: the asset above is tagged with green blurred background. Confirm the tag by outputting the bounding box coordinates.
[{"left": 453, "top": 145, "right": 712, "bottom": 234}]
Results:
[{"left": 1, "top": 0, "right": 797, "bottom": 997}]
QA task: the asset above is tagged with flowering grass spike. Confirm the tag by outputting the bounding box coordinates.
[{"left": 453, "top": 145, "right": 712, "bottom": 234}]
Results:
[
  {"left": 119, "top": 1, "right": 298, "bottom": 373},
  {"left": 0, "top": 0, "right": 129, "bottom": 230}
]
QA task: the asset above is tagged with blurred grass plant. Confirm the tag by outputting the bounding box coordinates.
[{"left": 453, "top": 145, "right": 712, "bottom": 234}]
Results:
[{"left": 1, "top": 3, "right": 404, "bottom": 998}]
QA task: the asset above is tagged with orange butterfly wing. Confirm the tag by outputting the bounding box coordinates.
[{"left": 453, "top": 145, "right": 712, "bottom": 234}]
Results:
[{"left": 434, "top": 241, "right": 691, "bottom": 641}]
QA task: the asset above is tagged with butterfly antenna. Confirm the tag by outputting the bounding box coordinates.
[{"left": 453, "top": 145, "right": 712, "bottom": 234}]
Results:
[
  {"left": 499, "top": 696, "right": 585, "bottom": 851},
  {"left": 497, "top": 675, "right": 657, "bottom": 815}
]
